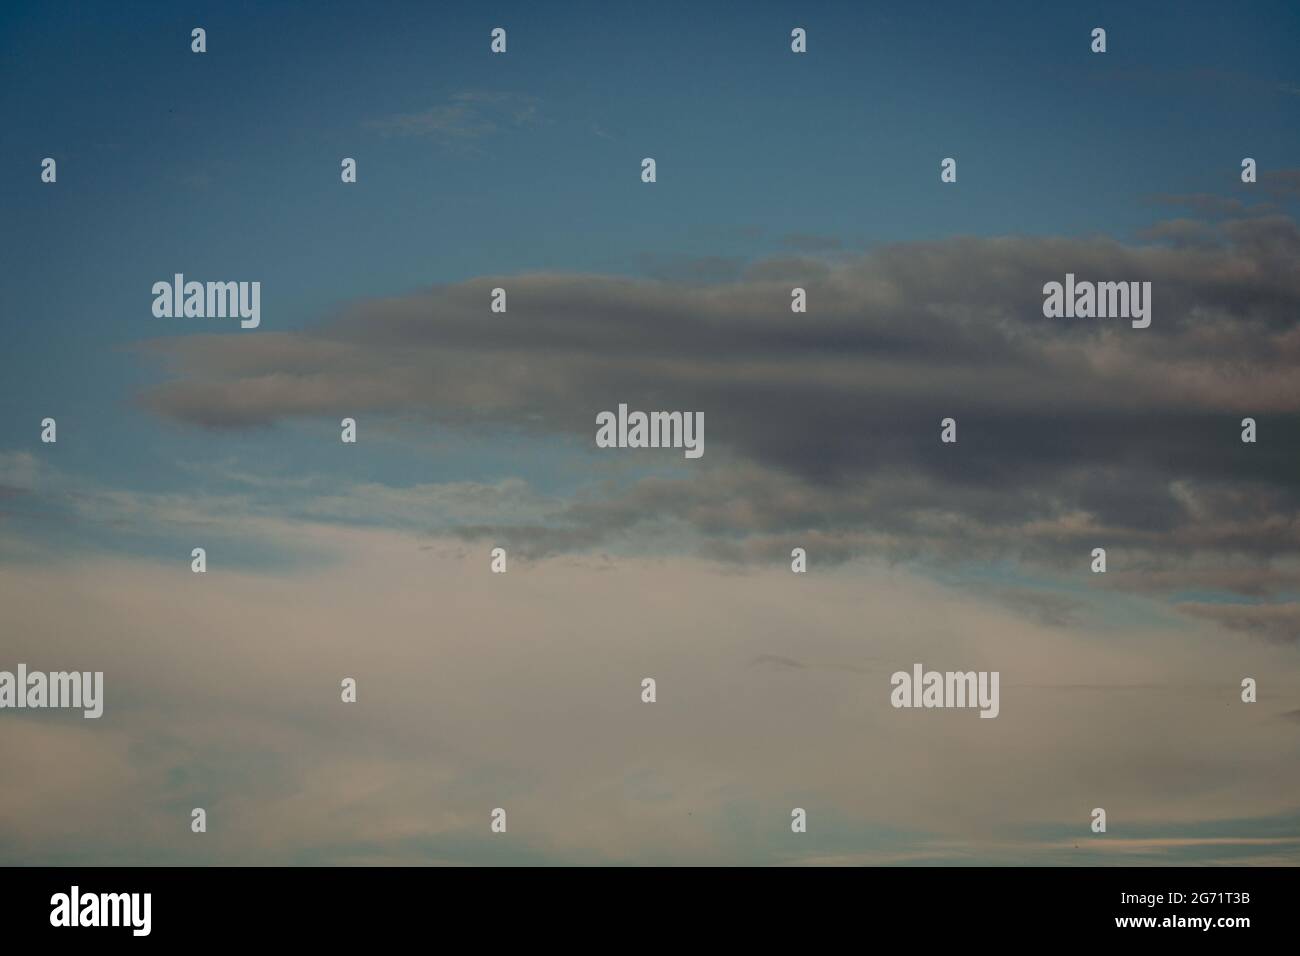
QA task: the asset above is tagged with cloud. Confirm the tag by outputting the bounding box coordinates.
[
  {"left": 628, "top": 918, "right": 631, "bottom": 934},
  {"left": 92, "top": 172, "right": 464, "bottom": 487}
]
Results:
[
  {"left": 750, "top": 654, "right": 806, "bottom": 670},
  {"left": 1178, "top": 602, "right": 1300, "bottom": 646},
  {"left": 0, "top": 450, "right": 565, "bottom": 561},
  {"left": 1135, "top": 218, "right": 1222, "bottom": 248},
  {"left": 1262, "top": 168, "right": 1300, "bottom": 199},
  {"left": 988, "top": 588, "right": 1086, "bottom": 628},
  {"left": 364, "top": 91, "right": 542, "bottom": 141},
  {"left": 131, "top": 213, "right": 1300, "bottom": 599},
  {"left": 2, "top": 528, "right": 1297, "bottom": 864}
]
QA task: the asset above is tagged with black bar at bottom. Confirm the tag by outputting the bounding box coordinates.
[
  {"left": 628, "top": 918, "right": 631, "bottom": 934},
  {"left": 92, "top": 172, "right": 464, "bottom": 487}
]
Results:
[{"left": 0, "top": 866, "right": 1286, "bottom": 942}]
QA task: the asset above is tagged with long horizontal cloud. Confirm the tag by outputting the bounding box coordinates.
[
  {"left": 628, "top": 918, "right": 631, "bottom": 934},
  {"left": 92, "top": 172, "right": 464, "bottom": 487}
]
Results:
[
  {"left": 3, "top": 531, "right": 1298, "bottom": 864},
  {"left": 134, "top": 212, "right": 1300, "bottom": 599}
]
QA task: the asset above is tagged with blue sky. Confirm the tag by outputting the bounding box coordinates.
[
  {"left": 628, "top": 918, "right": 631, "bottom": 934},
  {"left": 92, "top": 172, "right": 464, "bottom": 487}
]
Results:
[
  {"left": 4, "top": 1, "right": 1299, "bottom": 465},
  {"left": 4, "top": 0, "right": 1299, "bottom": 512}
]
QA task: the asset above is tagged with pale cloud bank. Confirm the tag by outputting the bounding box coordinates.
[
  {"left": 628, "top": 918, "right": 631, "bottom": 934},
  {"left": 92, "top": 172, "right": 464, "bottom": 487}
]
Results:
[{"left": 1, "top": 523, "right": 1297, "bottom": 865}]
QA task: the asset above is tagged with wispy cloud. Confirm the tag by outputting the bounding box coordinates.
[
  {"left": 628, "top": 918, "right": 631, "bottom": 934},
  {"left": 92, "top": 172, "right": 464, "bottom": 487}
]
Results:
[{"left": 364, "top": 91, "right": 543, "bottom": 141}]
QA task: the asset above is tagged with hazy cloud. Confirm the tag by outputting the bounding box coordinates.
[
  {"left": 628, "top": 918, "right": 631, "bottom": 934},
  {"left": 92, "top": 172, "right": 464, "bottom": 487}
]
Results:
[{"left": 3, "top": 533, "right": 1297, "bottom": 864}]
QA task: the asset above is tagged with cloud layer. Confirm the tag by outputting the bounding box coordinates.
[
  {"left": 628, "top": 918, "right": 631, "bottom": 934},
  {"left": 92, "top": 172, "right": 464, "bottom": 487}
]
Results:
[
  {"left": 133, "top": 213, "right": 1300, "bottom": 623},
  {"left": 9, "top": 210, "right": 1298, "bottom": 865},
  {"left": 3, "top": 529, "right": 1297, "bottom": 865}
]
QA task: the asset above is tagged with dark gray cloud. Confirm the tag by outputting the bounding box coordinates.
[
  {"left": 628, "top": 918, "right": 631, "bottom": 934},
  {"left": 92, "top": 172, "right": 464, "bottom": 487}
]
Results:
[
  {"left": 1178, "top": 602, "right": 1300, "bottom": 646},
  {"left": 135, "top": 212, "right": 1300, "bottom": 597}
]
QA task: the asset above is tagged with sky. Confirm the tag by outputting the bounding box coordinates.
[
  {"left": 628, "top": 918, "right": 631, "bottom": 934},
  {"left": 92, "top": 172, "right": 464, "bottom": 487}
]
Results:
[{"left": 1, "top": 0, "right": 1299, "bottom": 865}]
